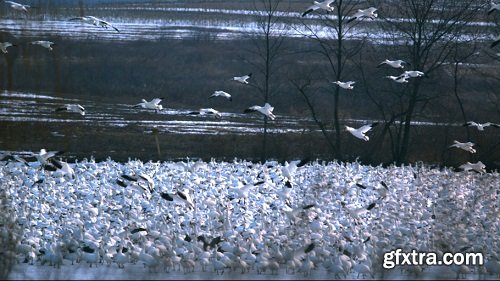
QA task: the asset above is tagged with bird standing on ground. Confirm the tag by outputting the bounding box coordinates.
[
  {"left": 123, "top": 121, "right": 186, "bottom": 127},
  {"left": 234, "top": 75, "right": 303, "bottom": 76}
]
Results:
[
  {"left": 345, "top": 123, "right": 378, "bottom": 141},
  {"left": 55, "top": 104, "right": 86, "bottom": 116},
  {"left": 302, "top": 0, "right": 335, "bottom": 17},
  {"left": 244, "top": 103, "right": 276, "bottom": 120},
  {"left": 332, "top": 81, "right": 355, "bottom": 90},
  {"left": 346, "top": 7, "right": 378, "bottom": 24},
  {"left": 31, "top": 41, "right": 55, "bottom": 51}
]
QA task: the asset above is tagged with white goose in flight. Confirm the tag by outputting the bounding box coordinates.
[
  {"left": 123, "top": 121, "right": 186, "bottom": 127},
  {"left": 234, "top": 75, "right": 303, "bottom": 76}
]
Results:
[
  {"left": 398, "top": 70, "right": 424, "bottom": 79},
  {"left": 244, "top": 103, "right": 276, "bottom": 120},
  {"left": 4, "top": 1, "right": 29, "bottom": 13},
  {"left": 302, "top": 0, "right": 335, "bottom": 17},
  {"left": 232, "top": 73, "right": 252, "bottom": 84},
  {"left": 448, "top": 140, "right": 476, "bottom": 154},
  {"left": 0, "top": 42, "right": 16, "bottom": 53},
  {"left": 346, "top": 7, "right": 378, "bottom": 24},
  {"left": 69, "top": 16, "right": 120, "bottom": 32},
  {"left": 189, "top": 108, "right": 222, "bottom": 119},
  {"left": 55, "top": 104, "right": 85, "bottom": 116},
  {"left": 133, "top": 98, "right": 163, "bottom": 112},
  {"left": 458, "top": 161, "right": 486, "bottom": 174},
  {"left": 463, "top": 121, "right": 499, "bottom": 131},
  {"left": 30, "top": 41, "right": 55, "bottom": 51},
  {"left": 332, "top": 81, "right": 355, "bottom": 90},
  {"left": 210, "top": 90, "right": 232, "bottom": 101},
  {"left": 386, "top": 75, "right": 409, "bottom": 83},
  {"left": 377, "top": 59, "right": 408, "bottom": 69},
  {"left": 345, "top": 123, "right": 379, "bottom": 141}
]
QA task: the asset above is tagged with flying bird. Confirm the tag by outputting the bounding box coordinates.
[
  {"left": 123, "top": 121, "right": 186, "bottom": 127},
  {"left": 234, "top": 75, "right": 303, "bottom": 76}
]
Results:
[
  {"left": 232, "top": 73, "right": 252, "bottom": 84},
  {"left": 0, "top": 42, "right": 16, "bottom": 54},
  {"left": 386, "top": 75, "right": 409, "bottom": 83},
  {"left": 302, "top": 0, "right": 335, "bottom": 17},
  {"left": 332, "top": 81, "right": 355, "bottom": 90},
  {"left": 488, "top": 2, "right": 500, "bottom": 15},
  {"left": 69, "top": 16, "right": 120, "bottom": 32},
  {"left": 189, "top": 108, "right": 222, "bottom": 119},
  {"left": 458, "top": 161, "right": 486, "bottom": 174},
  {"left": 463, "top": 121, "right": 499, "bottom": 131},
  {"left": 244, "top": 103, "right": 276, "bottom": 120},
  {"left": 30, "top": 41, "right": 55, "bottom": 51},
  {"left": 55, "top": 104, "right": 86, "bottom": 116},
  {"left": 345, "top": 123, "right": 379, "bottom": 141},
  {"left": 133, "top": 98, "right": 163, "bottom": 112},
  {"left": 346, "top": 7, "right": 378, "bottom": 24},
  {"left": 210, "top": 90, "right": 232, "bottom": 101},
  {"left": 448, "top": 140, "right": 477, "bottom": 154},
  {"left": 4, "top": 1, "right": 29, "bottom": 13},
  {"left": 377, "top": 59, "right": 408, "bottom": 69},
  {"left": 398, "top": 70, "right": 424, "bottom": 79}
]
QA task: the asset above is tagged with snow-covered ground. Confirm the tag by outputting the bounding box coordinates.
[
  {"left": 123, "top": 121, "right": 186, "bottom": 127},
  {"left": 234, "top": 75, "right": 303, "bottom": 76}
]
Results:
[{"left": 1, "top": 156, "right": 499, "bottom": 280}]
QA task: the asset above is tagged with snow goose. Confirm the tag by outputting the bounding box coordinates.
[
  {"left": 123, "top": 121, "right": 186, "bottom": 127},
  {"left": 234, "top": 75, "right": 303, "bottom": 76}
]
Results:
[
  {"left": 281, "top": 158, "right": 309, "bottom": 182},
  {"left": 463, "top": 121, "right": 499, "bottom": 131},
  {"left": 332, "top": 81, "right": 355, "bottom": 90},
  {"left": 244, "top": 103, "right": 276, "bottom": 120},
  {"left": 346, "top": 7, "right": 378, "bottom": 24},
  {"left": 458, "top": 161, "right": 486, "bottom": 174},
  {"left": 302, "top": 0, "right": 335, "bottom": 17},
  {"left": 30, "top": 40, "right": 55, "bottom": 51},
  {"left": 189, "top": 108, "right": 222, "bottom": 119},
  {"left": 0, "top": 42, "right": 16, "bottom": 53},
  {"left": 70, "top": 16, "right": 120, "bottom": 32},
  {"left": 210, "top": 90, "right": 232, "bottom": 101},
  {"left": 120, "top": 173, "right": 154, "bottom": 193},
  {"left": 55, "top": 104, "right": 86, "bottom": 116},
  {"left": 133, "top": 98, "right": 163, "bottom": 112},
  {"left": 4, "top": 0, "right": 29, "bottom": 13},
  {"left": 33, "top": 148, "right": 64, "bottom": 167},
  {"left": 47, "top": 158, "right": 75, "bottom": 179},
  {"left": 377, "top": 59, "right": 408, "bottom": 69},
  {"left": 448, "top": 140, "right": 476, "bottom": 154},
  {"left": 386, "top": 75, "right": 409, "bottom": 83},
  {"left": 399, "top": 70, "right": 424, "bottom": 78},
  {"left": 345, "top": 122, "right": 379, "bottom": 141},
  {"left": 488, "top": 2, "right": 500, "bottom": 15},
  {"left": 232, "top": 73, "right": 252, "bottom": 84}
]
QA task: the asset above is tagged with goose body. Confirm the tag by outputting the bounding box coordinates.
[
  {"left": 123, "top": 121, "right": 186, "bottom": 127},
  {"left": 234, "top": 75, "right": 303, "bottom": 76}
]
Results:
[
  {"left": 31, "top": 41, "right": 55, "bottom": 51},
  {"left": 4, "top": 0, "right": 29, "bottom": 13},
  {"left": 232, "top": 73, "right": 252, "bottom": 84},
  {"left": 0, "top": 42, "right": 16, "bottom": 53},
  {"left": 55, "top": 104, "right": 86, "bottom": 116},
  {"left": 133, "top": 98, "right": 163, "bottom": 112},
  {"left": 244, "top": 103, "right": 276, "bottom": 120},
  {"left": 210, "top": 90, "right": 232, "bottom": 101},
  {"left": 347, "top": 7, "right": 378, "bottom": 24},
  {"left": 463, "top": 121, "right": 499, "bottom": 131},
  {"left": 386, "top": 75, "right": 409, "bottom": 83},
  {"left": 378, "top": 59, "right": 408, "bottom": 69},
  {"left": 189, "top": 108, "right": 222, "bottom": 118},
  {"left": 459, "top": 161, "right": 486, "bottom": 174},
  {"left": 332, "top": 80, "right": 355, "bottom": 90},
  {"left": 302, "top": 0, "right": 335, "bottom": 17},
  {"left": 448, "top": 140, "right": 476, "bottom": 153},
  {"left": 70, "top": 16, "right": 120, "bottom": 32},
  {"left": 488, "top": 2, "right": 500, "bottom": 15},
  {"left": 345, "top": 123, "right": 378, "bottom": 141}
]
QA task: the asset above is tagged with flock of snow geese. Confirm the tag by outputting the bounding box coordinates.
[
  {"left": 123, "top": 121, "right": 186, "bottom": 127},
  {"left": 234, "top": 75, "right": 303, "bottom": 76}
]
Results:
[{"left": 1, "top": 0, "right": 499, "bottom": 279}]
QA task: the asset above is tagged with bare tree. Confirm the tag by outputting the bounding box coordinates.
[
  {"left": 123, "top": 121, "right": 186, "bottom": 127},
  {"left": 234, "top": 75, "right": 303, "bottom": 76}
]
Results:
[
  {"left": 243, "top": 0, "right": 291, "bottom": 162},
  {"left": 293, "top": 0, "right": 370, "bottom": 161},
  {"left": 375, "top": 0, "right": 485, "bottom": 164}
]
